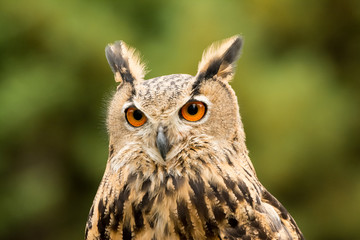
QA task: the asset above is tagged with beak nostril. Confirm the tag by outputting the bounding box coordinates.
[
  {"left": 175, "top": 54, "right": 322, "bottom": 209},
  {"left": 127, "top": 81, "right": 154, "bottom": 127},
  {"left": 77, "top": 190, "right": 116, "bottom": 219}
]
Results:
[{"left": 156, "top": 126, "right": 170, "bottom": 160}]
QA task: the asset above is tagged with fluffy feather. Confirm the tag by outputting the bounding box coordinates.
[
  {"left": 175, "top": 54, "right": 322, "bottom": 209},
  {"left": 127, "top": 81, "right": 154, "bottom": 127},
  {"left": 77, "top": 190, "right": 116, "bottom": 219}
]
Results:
[
  {"left": 106, "top": 41, "right": 147, "bottom": 83},
  {"left": 197, "top": 35, "right": 243, "bottom": 82}
]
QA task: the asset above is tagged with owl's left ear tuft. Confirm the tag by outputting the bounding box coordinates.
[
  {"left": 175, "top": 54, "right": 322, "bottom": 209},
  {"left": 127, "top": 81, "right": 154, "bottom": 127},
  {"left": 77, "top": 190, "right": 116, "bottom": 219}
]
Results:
[
  {"left": 196, "top": 35, "right": 243, "bottom": 82},
  {"left": 105, "top": 41, "right": 147, "bottom": 84}
]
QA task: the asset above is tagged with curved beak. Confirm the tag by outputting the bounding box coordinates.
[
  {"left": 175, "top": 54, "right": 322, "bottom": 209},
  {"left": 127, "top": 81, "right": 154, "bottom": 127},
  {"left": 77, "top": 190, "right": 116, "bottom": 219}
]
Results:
[{"left": 156, "top": 126, "right": 170, "bottom": 160}]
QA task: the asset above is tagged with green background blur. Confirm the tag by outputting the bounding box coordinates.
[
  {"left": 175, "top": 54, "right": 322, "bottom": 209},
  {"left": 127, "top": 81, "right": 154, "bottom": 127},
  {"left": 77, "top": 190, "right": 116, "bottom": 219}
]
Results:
[{"left": 1, "top": 0, "right": 359, "bottom": 239}]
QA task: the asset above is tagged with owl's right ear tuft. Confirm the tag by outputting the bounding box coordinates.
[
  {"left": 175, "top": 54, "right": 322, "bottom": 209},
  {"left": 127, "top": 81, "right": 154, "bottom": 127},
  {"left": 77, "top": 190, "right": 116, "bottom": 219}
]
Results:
[
  {"left": 105, "top": 41, "right": 147, "bottom": 84},
  {"left": 196, "top": 35, "right": 243, "bottom": 82}
]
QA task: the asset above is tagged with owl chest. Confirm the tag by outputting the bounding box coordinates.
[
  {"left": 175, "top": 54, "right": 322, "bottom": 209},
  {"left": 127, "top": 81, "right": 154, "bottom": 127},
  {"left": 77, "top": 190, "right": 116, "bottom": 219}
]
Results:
[{"left": 106, "top": 172, "right": 223, "bottom": 240}]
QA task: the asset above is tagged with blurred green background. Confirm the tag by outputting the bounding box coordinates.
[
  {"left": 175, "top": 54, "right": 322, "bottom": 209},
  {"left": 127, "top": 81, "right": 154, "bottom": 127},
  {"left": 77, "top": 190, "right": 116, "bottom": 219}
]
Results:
[{"left": 1, "top": 0, "right": 359, "bottom": 239}]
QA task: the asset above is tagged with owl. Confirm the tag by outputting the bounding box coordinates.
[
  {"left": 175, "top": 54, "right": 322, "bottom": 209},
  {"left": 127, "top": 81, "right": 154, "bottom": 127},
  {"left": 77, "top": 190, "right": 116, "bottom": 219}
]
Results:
[{"left": 85, "top": 36, "right": 304, "bottom": 240}]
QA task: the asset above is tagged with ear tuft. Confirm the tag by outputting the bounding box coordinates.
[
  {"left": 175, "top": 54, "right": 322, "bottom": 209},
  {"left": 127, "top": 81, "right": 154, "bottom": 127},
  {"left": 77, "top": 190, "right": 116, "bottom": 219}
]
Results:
[
  {"left": 197, "top": 35, "right": 243, "bottom": 82},
  {"left": 105, "top": 41, "right": 147, "bottom": 83}
]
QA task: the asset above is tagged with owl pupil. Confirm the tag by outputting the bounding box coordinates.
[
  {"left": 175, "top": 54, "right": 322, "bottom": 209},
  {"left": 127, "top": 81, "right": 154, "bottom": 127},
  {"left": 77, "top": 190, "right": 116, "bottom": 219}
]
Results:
[
  {"left": 133, "top": 110, "right": 143, "bottom": 120},
  {"left": 188, "top": 104, "right": 198, "bottom": 115}
]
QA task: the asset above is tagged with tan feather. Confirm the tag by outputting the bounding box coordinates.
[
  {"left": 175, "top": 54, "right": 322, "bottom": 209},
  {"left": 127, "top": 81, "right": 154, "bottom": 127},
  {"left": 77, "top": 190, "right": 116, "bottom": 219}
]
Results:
[
  {"left": 106, "top": 41, "right": 147, "bottom": 83},
  {"left": 197, "top": 35, "right": 243, "bottom": 82}
]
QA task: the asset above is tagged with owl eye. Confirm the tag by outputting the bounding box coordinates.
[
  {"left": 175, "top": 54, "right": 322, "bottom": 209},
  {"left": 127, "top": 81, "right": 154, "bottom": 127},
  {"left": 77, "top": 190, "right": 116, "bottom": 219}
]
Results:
[
  {"left": 125, "top": 107, "right": 147, "bottom": 127},
  {"left": 180, "top": 101, "right": 207, "bottom": 122}
]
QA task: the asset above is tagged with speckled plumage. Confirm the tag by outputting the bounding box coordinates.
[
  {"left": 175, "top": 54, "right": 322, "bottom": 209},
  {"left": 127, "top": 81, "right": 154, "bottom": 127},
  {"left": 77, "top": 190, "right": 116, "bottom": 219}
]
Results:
[{"left": 85, "top": 36, "right": 304, "bottom": 240}]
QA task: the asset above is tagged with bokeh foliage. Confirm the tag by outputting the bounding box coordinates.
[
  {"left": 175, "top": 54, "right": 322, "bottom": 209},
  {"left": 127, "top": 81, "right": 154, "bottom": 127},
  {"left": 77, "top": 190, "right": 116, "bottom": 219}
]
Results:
[{"left": 0, "top": 0, "right": 359, "bottom": 239}]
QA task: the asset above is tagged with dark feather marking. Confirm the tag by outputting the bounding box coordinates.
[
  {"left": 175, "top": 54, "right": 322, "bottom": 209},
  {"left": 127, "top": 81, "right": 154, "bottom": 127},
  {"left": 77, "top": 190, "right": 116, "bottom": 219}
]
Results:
[
  {"left": 222, "top": 177, "right": 235, "bottom": 190},
  {"left": 228, "top": 217, "right": 238, "bottom": 228},
  {"left": 132, "top": 202, "right": 144, "bottom": 233},
  {"left": 198, "top": 157, "right": 206, "bottom": 164},
  {"left": 164, "top": 174, "right": 169, "bottom": 184},
  {"left": 107, "top": 203, "right": 117, "bottom": 232},
  {"left": 191, "top": 73, "right": 205, "bottom": 95},
  {"left": 111, "top": 214, "right": 120, "bottom": 231},
  {"left": 231, "top": 143, "right": 238, "bottom": 153},
  {"left": 109, "top": 145, "right": 114, "bottom": 158},
  {"left": 105, "top": 42, "right": 135, "bottom": 83},
  {"left": 192, "top": 37, "right": 242, "bottom": 94},
  {"left": 212, "top": 205, "right": 226, "bottom": 222},
  {"left": 207, "top": 153, "right": 224, "bottom": 175},
  {"left": 84, "top": 228, "right": 89, "bottom": 239},
  {"left": 188, "top": 177, "right": 218, "bottom": 237},
  {"left": 224, "top": 152, "right": 234, "bottom": 166},
  {"left": 243, "top": 167, "right": 252, "bottom": 178},
  {"left": 220, "top": 188, "right": 237, "bottom": 212},
  {"left": 204, "top": 59, "right": 222, "bottom": 79},
  {"left": 112, "top": 184, "right": 130, "bottom": 230},
  {"left": 141, "top": 193, "right": 155, "bottom": 214},
  {"left": 188, "top": 178, "right": 208, "bottom": 219},
  {"left": 180, "top": 163, "right": 186, "bottom": 174},
  {"left": 127, "top": 172, "right": 137, "bottom": 185},
  {"left": 153, "top": 164, "right": 158, "bottom": 175},
  {"left": 97, "top": 199, "right": 110, "bottom": 240},
  {"left": 255, "top": 196, "right": 261, "bottom": 205},
  {"left": 250, "top": 220, "right": 270, "bottom": 240},
  {"left": 177, "top": 199, "right": 193, "bottom": 239},
  {"left": 148, "top": 216, "right": 155, "bottom": 228},
  {"left": 262, "top": 190, "right": 288, "bottom": 220},
  {"left": 205, "top": 220, "right": 219, "bottom": 238},
  {"left": 148, "top": 211, "right": 159, "bottom": 229},
  {"left": 232, "top": 135, "right": 239, "bottom": 142},
  {"left": 192, "top": 73, "right": 225, "bottom": 96},
  {"left": 207, "top": 188, "right": 216, "bottom": 201},
  {"left": 242, "top": 173, "right": 261, "bottom": 196},
  {"left": 132, "top": 83, "right": 138, "bottom": 94},
  {"left": 223, "top": 37, "right": 242, "bottom": 64},
  {"left": 173, "top": 222, "right": 187, "bottom": 240},
  {"left": 87, "top": 204, "right": 94, "bottom": 230},
  {"left": 215, "top": 80, "right": 232, "bottom": 97},
  {"left": 237, "top": 181, "right": 253, "bottom": 205},
  {"left": 209, "top": 182, "right": 237, "bottom": 214},
  {"left": 138, "top": 191, "right": 154, "bottom": 214},
  {"left": 111, "top": 213, "right": 120, "bottom": 231},
  {"left": 122, "top": 224, "right": 132, "bottom": 240},
  {"left": 222, "top": 177, "right": 244, "bottom": 203},
  {"left": 141, "top": 178, "right": 151, "bottom": 192},
  {"left": 164, "top": 223, "right": 170, "bottom": 236},
  {"left": 209, "top": 182, "right": 225, "bottom": 204}
]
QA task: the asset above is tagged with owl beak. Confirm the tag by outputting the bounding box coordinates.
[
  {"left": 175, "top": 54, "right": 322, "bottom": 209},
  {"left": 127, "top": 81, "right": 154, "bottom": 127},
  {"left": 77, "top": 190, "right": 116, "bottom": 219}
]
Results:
[{"left": 156, "top": 126, "right": 170, "bottom": 160}]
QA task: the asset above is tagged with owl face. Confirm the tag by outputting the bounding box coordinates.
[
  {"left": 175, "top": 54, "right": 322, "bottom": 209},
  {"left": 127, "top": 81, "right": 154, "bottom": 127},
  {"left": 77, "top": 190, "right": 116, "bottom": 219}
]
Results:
[{"left": 106, "top": 36, "right": 244, "bottom": 170}]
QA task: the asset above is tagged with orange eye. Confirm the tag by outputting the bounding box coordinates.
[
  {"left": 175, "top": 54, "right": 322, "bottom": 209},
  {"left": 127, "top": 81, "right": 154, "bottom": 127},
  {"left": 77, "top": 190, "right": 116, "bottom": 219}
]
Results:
[
  {"left": 126, "top": 107, "right": 147, "bottom": 127},
  {"left": 180, "top": 101, "right": 207, "bottom": 122}
]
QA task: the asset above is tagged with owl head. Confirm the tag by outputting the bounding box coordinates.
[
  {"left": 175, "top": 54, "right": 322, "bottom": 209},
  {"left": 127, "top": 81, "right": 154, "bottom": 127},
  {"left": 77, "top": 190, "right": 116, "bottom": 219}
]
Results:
[{"left": 105, "top": 36, "right": 249, "bottom": 173}]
